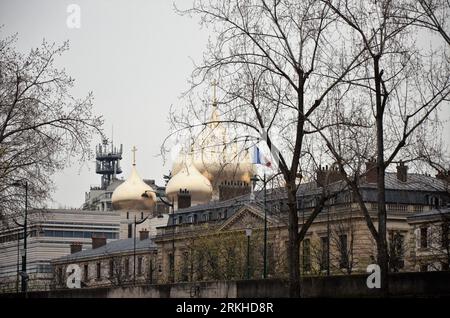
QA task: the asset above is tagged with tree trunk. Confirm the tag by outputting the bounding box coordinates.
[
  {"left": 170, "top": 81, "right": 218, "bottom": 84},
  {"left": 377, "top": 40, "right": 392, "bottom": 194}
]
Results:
[
  {"left": 374, "top": 56, "right": 390, "bottom": 297},
  {"left": 287, "top": 184, "right": 301, "bottom": 297}
]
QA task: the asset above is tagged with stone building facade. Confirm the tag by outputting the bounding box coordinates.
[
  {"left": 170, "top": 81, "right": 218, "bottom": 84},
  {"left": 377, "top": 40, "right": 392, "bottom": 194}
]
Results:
[
  {"left": 49, "top": 166, "right": 450, "bottom": 289},
  {"left": 155, "top": 167, "right": 450, "bottom": 283},
  {"left": 52, "top": 230, "right": 159, "bottom": 289},
  {"left": 407, "top": 207, "right": 450, "bottom": 272}
]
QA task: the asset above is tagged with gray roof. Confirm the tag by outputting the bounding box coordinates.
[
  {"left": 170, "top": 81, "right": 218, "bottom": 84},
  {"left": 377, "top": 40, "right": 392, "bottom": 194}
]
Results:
[
  {"left": 173, "top": 173, "right": 447, "bottom": 215},
  {"left": 54, "top": 237, "right": 157, "bottom": 263},
  {"left": 362, "top": 173, "right": 448, "bottom": 192}
]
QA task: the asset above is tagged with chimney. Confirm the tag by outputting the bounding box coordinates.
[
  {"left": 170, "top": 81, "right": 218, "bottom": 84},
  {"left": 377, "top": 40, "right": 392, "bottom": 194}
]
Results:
[
  {"left": 365, "top": 159, "right": 377, "bottom": 183},
  {"left": 316, "top": 165, "right": 343, "bottom": 187},
  {"left": 178, "top": 189, "right": 192, "bottom": 209},
  {"left": 91, "top": 235, "right": 107, "bottom": 249},
  {"left": 139, "top": 228, "right": 149, "bottom": 241},
  {"left": 70, "top": 242, "right": 82, "bottom": 254},
  {"left": 396, "top": 161, "right": 408, "bottom": 182}
]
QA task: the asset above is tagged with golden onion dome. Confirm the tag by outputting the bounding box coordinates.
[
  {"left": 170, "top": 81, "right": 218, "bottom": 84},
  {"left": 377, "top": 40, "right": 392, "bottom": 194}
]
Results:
[
  {"left": 111, "top": 165, "right": 156, "bottom": 211},
  {"left": 166, "top": 160, "right": 213, "bottom": 206}
]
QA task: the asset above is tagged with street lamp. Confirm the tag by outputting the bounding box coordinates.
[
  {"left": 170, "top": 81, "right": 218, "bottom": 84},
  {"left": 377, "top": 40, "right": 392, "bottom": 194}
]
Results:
[
  {"left": 245, "top": 225, "right": 252, "bottom": 280},
  {"left": 11, "top": 180, "right": 28, "bottom": 294},
  {"left": 142, "top": 189, "right": 175, "bottom": 283}
]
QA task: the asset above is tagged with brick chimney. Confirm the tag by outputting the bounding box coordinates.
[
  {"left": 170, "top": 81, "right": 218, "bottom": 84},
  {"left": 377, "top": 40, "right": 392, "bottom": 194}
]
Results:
[
  {"left": 91, "top": 235, "right": 107, "bottom": 249},
  {"left": 139, "top": 228, "right": 149, "bottom": 241},
  {"left": 396, "top": 161, "right": 408, "bottom": 182},
  {"left": 316, "top": 165, "right": 342, "bottom": 187},
  {"left": 70, "top": 242, "right": 82, "bottom": 254},
  {"left": 365, "top": 159, "right": 377, "bottom": 183},
  {"left": 178, "top": 189, "right": 191, "bottom": 209}
]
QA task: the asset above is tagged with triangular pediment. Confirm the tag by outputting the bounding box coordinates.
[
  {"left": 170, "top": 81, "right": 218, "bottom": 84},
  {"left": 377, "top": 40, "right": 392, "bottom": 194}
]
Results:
[{"left": 218, "top": 203, "right": 276, "bottom": 232}]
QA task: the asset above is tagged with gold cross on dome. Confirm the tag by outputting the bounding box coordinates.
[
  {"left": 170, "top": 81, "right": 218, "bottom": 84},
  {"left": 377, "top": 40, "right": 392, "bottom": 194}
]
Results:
[
  {"left": 131, "top": 146, "right": 137, "bottom": 165},
  {"left": 211, "top": 79, "right": 218, "bottom": 105}
]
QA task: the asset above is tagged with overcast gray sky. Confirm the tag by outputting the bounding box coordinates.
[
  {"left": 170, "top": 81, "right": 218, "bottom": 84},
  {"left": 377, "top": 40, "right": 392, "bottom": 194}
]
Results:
[
  {"left": 0, "top": 0, "right": 209, "bottom": 208},
  {"left": 1, "top": 0, "right": 449, "bottom": 209}
]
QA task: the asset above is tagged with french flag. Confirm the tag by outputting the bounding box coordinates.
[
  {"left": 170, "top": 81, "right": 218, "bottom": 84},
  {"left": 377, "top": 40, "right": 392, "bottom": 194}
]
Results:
[{"left": 252, "top": 145, "right": 272, "bottom": 168}]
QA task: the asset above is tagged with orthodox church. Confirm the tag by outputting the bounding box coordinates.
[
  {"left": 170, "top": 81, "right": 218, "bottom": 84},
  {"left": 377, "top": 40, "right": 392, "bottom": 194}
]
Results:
[{"left": 166, "top": 91, "right": 255, "bottom": 210}]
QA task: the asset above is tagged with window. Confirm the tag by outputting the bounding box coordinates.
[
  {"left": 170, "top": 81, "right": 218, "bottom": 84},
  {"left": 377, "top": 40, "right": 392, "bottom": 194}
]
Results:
[
  {"left": 320, "top": 237, "right": 329, "bottom": 271},
  {"left": 389, "top": 231, "right": 405, "bottom": 272},
  {"left": 178, "top": 216, "right": 183, "bottom": 224},
  {"left": 83, "top": 264, "right": 89, "bottom": 281},
  {"left": 137, "top": 257, "right": 143, "bottom": 276},
  {"left": 127, "top": 212, "right": 129, "bottom": 219},
  {"left": 109, "top": 260, "right": 114, "bottom": 278},
  {"left": 128, "top": 224, "right": 132, "bottom": 238},
  {"left": 302, "top": 239, "right": 311, "bottom": 272},
  {"left": 339, "top": 234, "right": 349, "bottom": 269},
  {"left": 141, "top": 212, "right": 144, "bottom": 220},
  {"left": 96, "top": 262, "right": 101, "bottom": 280},
  {"left": 124, "top": 258, "right": 130, "bottom": 277},
  {"left": 420, "top": 227, "right": 428, "bottom": 248}
]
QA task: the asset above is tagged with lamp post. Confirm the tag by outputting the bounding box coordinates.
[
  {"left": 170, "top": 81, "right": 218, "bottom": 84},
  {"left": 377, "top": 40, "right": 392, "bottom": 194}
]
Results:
[
  {"left": 12, "top": 180, "right": 28, "bottom": 294},
  {"left": 245, "top": 225, "right": 252, "bottom": 280},
  {"left": 142, "top": 190, "right": 175, "bottom": 283}
]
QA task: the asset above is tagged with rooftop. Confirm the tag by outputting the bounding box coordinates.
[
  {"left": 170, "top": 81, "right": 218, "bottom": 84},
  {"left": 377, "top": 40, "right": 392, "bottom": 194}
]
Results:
[{"left": 53, "top": 237, "right": 157, "bottom": 263}]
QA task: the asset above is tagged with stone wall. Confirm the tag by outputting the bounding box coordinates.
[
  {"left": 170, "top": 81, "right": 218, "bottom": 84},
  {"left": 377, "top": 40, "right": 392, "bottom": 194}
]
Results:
[{"left": 2, "top": 272, "right": 449, "bottom": 298}]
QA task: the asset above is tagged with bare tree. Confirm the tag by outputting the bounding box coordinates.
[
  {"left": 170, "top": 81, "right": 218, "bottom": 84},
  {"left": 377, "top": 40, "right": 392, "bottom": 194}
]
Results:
[
  {"left": 312, "top": 0, "right": 450, "bottom": 295},
  {"left": 0, "top": 34, "right": 103, "bottom": 226},
  {"left": 168, "top": 0, "right": 368, "bottom": 297},
  {"left": 402, "top": 0, "right": 450, "bottom": 46},
  {"left": 107, "top": 256, "right": 127, "bottom": 287}
]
